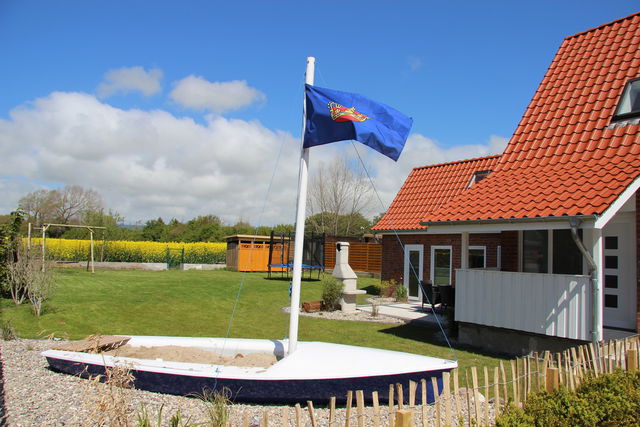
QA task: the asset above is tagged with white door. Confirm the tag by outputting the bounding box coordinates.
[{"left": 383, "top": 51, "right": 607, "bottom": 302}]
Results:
[
  {"left": 403, "top": 245, "right": 423, "bottom": 300},
  {"left": 431, "top": 246, "right": 453, "bottom": 286},
  {"left": 602, "top": 219, "right": 636, "bottom": 330}
]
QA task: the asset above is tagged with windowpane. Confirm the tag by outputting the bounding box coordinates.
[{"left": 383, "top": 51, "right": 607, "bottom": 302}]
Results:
[
  {"left": 408, "top": 250, "right": 420, "bottom": 297},
  {"left": 433, "top": 249, "right": 451, "bottom": 286},
  {"left": 552, "top": 229, "right": 583, "bottom": 275},
  {"left": 605, "top": 236, "right": 618, "bottom": 250},
  {"left": 604, "top": 294, "right": 618, "bottom": 308},
  {"left": 523, "top": 230, "right": 548, "bottom": 273},
  {"left": 614, "top": 78, "right": 640, "bottom": 119},
  {"left": 605, "top": 256, "right": 618, "bottom": 269},
  {"left": 605, "top": 275, "right": 618, "bottom": 289},
  {"left": 469, "top": 247, "right": 485, "bottom": 268}
]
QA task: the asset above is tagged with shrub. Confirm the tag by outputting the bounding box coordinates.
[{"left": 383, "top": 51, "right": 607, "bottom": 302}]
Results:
[
  {"left": 495, "top": 370, "right": 640, "bottom": 426},
  {"left": 6, "top": 244, "right": 56, "bottom": 315},
  {"left": 394, "top": 283, "right": 408, "bottom": 301},
  {"left": 373, "top": 279, "right": 397, "bottom": 297},
  {"left": 321, "top": 276, "right": 343, "bottom": 311}
]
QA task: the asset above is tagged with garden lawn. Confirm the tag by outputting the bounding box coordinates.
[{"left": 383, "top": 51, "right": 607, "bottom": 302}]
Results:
[{"left": 1, "top": 269, "right": 505, "bottom": 372}]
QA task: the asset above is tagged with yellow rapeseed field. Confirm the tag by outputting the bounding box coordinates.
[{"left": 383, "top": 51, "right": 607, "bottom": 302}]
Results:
[{"left": 26, "top": 238, "right": 226, "bottom": 264}]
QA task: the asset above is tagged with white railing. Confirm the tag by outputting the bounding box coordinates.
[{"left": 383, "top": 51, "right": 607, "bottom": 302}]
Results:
[{"left": 455, "top": 269, "right": 592, "bottom": 341}]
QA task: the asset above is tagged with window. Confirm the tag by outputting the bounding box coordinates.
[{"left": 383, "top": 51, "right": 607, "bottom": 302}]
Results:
[
  {"left": 613, "top": 77, "right": 640, "bottom": 121},
  {"left": 468, "top": 246, "right": 486, "bottom": 268},
  {"left": 552, "top": 229, "right": 583, "bottom": 275},
  {"left": 522, "top": 230, "right": 548, "bottom": 273},
  {"left": 467, "top": 170, "right": 492, "bottom": 188}
]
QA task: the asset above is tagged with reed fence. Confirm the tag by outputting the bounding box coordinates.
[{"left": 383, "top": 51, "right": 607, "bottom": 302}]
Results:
[{"left": 230, "top": 335, "right": 639, "bottom": 426}]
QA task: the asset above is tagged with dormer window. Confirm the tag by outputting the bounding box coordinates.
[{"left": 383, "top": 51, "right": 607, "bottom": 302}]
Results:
[
  {"left": 467, "top": 170, "right": 492, "bottom": 188},
  {"left": 612, "top": 77, "right": 640, "bottom": 121}
]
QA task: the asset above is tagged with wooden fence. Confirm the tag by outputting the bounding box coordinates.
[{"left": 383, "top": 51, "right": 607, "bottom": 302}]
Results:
[
  {"left": 324, "top": 242, "right": 382, "bottom": 273},
  {"left": 229, "top": 335, "right": 640, "bottom": 426}
]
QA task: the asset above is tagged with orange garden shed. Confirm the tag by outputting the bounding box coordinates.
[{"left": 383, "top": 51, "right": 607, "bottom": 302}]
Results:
[{"left": 225, "top": 234, "right": 290, "bottom": 272}]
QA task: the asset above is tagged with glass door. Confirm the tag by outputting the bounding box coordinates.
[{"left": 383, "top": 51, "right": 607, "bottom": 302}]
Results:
[{"left": 403, "top": 245, "right": 423, "bottom": 300}]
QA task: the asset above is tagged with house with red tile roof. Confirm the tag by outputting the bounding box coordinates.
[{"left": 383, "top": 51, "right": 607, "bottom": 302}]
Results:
[{"left": 373, "top": 13, "right": 640, "bottom": 355}]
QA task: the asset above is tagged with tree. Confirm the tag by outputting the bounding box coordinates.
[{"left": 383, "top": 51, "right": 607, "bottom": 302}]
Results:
[
  {"left": 181, "top": 215, "right": 223, "bottom": 242},
  {"left": 307, "top": 157, "right": 374, "bottom": 236},
  {"left": 18, "top": 185, "right": 103, "bottom": 227},
  {"left": 51, "top": 185, "right": 102, "bottom": 224},
  {"left": 0, "top": 211, "right": 24, "bottom": 301},
  {"left": 142, "top": 218, "right": 168, "bottom": 241},
  {"left": 306, "top": 211, "right": 373, "bottom": 237},
  {"left": 18, "top": 190, "right": 57, "bottom": 226}
]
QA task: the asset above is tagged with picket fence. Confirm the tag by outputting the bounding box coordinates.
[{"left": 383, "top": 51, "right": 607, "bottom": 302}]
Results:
[{"left": 229, "top": 335, "right": 639, "bottom": 426}]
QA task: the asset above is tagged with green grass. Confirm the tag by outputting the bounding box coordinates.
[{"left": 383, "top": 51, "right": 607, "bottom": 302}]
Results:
[{"left": 1, "top": 268, "right": 506, "bottom": 372}]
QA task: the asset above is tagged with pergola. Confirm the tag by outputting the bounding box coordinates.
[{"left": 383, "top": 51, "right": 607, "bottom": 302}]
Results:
[{"left": 28, "top": 223, "right": 106, "bottom": 273}]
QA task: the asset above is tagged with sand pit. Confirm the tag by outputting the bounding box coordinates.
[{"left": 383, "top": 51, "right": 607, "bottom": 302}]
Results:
[{"left": 103, "top": 345, "right": 278, "bottom": 368}]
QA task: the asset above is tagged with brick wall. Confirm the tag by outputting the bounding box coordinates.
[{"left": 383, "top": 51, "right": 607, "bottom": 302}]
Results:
[{"left": 380, "top": 232, "right": 505, "bottom": 286}]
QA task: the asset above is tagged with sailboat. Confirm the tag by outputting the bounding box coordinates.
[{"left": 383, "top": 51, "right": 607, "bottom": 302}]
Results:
[{"left": 42, "top": 57, "right": 457, "bottom": 404}]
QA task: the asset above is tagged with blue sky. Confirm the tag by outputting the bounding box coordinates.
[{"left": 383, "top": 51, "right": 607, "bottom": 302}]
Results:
[{"left": 1, "top": 1, "right": 638, "bottom": 225}]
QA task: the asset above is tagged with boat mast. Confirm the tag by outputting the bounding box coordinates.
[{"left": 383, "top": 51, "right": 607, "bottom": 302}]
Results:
[{"left": 288, "top": 56, "right": 315, "bottom": 355}]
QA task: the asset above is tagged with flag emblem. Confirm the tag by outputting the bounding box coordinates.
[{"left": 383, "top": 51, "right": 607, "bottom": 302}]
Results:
[
  {"left": 304, "top": 84, "right": 413, "bottom": 161},
  {"left": 328, "top": 102, "right": 369, "bottom": 122}
]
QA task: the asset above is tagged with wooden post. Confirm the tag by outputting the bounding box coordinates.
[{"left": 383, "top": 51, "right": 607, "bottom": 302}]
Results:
[
  {"left": 394, "top": 410, "right": 413, "bottom": 427},
  {"left": 626, "top": 349, "right": 638, "bottom": 371},
  {"left": 483, "top": 366, "right": 490, "bottom": 425},
  {"left": 328, "top": 396, "right": 336, "bottom": 427},
  {"left": 41, "top": 224, "right": 46, "bottom": 271},
  {"left": 88, "top": 229, "right": 95, "bottom": 273},
  {"left": 471, "top": 367, "right": 481, "bottom": 425},
  {"left": 396, "top": 383, "right": 404, "bottom": 409},
  {"left": 453, "top": 369, "right": 461, "bottom": 416},
  {"left": 493, "top": 367, "right": 500, "bottom": 414},
  {"left": 356, "top": 390, "right": 365, "bottom": 427},
  {"left": 345, "top": 391, "right": 353, "bottom": 427},
  {"left": 294, "top": 403, "right": 301, "bottom": 427},
  {"left": 546, "top": 367, "right": 559, "bottom": 392},
  {"left": 242, "top": 412, "right": 249, "bottom": 427},
  {"left": 443, "top": 371, "right": 452, "bottom": 427},
  {"left": 307, "top": 401, "right": 316, "bottom": 427},
  {"left": 388, "top": 384, "right": 395, "bottom": 427},
  {"left": 421, "top": 378, "right": 428, "bottom": 427},
  {"left": 431, "top": 377, "right": 441, "bottom": 427},
  {"left": 281, "top": 407, "right": 289, "bottom": 427},
  {"left": 409, "top": 380, "right": 417, "bottom": 407},
  {"left": 372, "top": 391, "right": 380, "bottom": 427},
  {"left": 510, "top": 360, "right": 519, "bottom": 407},
  {"left": 558, "top": 352, "right": 564, "bottom": 385},
  {"left": 499, "top": 361, "right": 507, "bottom": 408},
  {"left": 262, "top": 409, "right": 269, "bottom": 427}
]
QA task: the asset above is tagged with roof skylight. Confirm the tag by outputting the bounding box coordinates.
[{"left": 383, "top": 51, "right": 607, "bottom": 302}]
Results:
[{"left": 612, "top": 77, "right": 640, "bottom": 121}]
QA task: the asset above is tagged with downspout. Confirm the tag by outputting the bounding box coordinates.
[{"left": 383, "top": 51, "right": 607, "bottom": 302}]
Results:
[{"left": 568, "top": 217, "right": 600, "bottom": 344}]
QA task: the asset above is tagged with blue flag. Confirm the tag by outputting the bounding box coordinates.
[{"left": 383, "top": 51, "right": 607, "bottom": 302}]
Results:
[{"left": 303, "top": 84, "right": 413, "bottom": 161}]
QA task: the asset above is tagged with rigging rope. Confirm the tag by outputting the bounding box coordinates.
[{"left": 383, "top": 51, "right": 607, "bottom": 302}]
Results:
[{"left": 349, "top": 141, "right": 458, "bottom": 362}]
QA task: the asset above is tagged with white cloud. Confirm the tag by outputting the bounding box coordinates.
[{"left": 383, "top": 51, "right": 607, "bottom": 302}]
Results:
[
  {"left": 314, "top": 133, "right": 509, "bottom": 217},
  {"left": 0, "top": 91, "right": 507, "bottom": 225},
  {"left": 407, "top": 56, "right": 423, "bottom": 72},
  {"left": 97, "top": 66, "right": 163, "bottom": 98},
  {"left": 169, "top": 76, "right": 266, "bottom": 113},
  {"left": 0, "top": 92, "right": 299, "bottom": 225}
]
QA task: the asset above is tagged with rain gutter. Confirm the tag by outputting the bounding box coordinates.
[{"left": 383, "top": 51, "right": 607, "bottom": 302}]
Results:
[{"left": 569, "top": 217, "right": 600, "bottom": 344}]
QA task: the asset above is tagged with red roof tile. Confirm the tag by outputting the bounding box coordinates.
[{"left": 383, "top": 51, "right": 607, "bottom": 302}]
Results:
[
  {"left": 423, "top": 12, "right": 640, "bottom": 224},
  {"left": 371, "top": 155, "right": 501, "bottom": 231}
]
